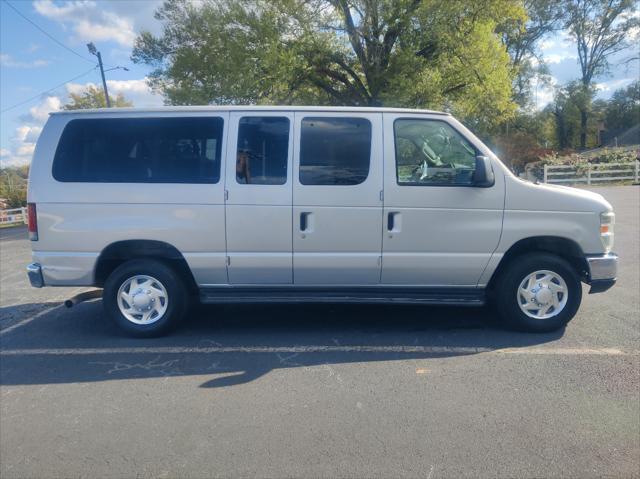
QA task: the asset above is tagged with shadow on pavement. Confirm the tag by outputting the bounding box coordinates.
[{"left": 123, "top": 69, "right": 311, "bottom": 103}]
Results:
[{"left": 0, "top": 300, "right": 564, "bottom": 388}]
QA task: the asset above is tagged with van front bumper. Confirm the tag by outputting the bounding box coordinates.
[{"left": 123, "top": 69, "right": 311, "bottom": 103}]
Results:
[
  {"left": 586, "top": 253, "right": 618, "bottom": 293},
  {"left": 27, "top": 263, "right": 44, "bottom": 288}
]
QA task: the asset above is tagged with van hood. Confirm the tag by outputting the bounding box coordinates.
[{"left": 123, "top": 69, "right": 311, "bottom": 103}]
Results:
[{"left": 507, "top": 176, "right": 613, "bottom": 213}]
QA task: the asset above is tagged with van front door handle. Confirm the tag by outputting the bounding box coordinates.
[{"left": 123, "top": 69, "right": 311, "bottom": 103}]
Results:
[{"left": 387, "top": 212, "right": 401, "bottom": 233}]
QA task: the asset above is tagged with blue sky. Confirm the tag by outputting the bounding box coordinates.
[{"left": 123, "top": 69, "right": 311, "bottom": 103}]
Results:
[{"left": 1, "top": 0, "right": 638, "bottom": 167}]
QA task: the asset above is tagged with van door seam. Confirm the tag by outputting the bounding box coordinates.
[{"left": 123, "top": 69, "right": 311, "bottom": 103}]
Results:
[{"left": 476, "top": 170, "right": 506, "bottom": 287}]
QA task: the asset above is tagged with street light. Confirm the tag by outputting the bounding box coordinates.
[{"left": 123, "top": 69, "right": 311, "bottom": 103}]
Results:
[
  {"left": 104, "top": 66, "right": 130, "bottom": 73},
  {"left": 86, "top": 42, "right": 110, "bottom": 107}
]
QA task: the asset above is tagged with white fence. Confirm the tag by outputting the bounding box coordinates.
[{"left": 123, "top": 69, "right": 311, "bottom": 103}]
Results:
[
  {"left": 543, "top": 161, "right": 640, "bottom": 185},
  {"left": 0, "top": 207, "right": 28, "bottom": 226}
]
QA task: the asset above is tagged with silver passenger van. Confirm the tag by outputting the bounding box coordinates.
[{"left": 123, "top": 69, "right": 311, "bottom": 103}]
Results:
[{"left": 27, "top": 106, "right": 618, "bottom": 336}]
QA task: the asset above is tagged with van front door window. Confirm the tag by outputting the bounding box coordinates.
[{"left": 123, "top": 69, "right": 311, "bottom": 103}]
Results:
[{"left": 394, "top": 119, "right": 477, "bottom": 186}]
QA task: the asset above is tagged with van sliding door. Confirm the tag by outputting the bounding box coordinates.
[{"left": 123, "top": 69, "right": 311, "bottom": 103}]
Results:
[
  {"left": 224, "top": 112, "right": 294, "bottom": 284},
  {"left": 292, "top": 112, "right": 384, "bottom": 285}
]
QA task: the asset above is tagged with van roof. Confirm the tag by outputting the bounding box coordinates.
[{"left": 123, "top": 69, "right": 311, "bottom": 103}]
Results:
[{"left": 50, "top": 105, "right": 450, "bottom": 116}]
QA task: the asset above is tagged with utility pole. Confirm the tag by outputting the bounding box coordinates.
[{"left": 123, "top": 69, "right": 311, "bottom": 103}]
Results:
[{"left": 86, "top": 42, "right": 111, "bottom": 107}]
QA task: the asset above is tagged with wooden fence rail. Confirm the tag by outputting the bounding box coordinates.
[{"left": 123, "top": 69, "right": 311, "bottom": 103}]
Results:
[
  {"left": 543, "top": 161, "right": 639, "bottom": 185},
  {"left": 0, "top": 207, "right": 28, "bottom": 226}
]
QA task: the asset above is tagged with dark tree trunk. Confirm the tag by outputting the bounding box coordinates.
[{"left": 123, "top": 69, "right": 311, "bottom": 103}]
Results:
[
  {"left": 580, "top": 108, "right": 588, "bottom": 150},
  {"left": 555, "top": 107, "right": 567, "bottom": 149}
]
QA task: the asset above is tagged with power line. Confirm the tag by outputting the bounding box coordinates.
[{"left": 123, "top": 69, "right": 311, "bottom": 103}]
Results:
[
  {"left": 4, "top": 1, "right": 95, "bottom": 64},
  {"left": 1, "top": 66, "right": 98, "bottom": 114}
]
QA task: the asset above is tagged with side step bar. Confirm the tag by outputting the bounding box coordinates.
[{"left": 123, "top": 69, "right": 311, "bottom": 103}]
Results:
[{"left": 199, "top": 287, "right": 485, "bottom": 306}]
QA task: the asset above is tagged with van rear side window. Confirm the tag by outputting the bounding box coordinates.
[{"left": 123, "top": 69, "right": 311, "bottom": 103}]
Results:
[{"left": 52, "top": 117, "right": 224, "bottom": 184}]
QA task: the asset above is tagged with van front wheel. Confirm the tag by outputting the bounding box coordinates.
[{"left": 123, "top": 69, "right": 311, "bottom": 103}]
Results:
[
  {"left": 494, "top": 253, "right": 582, "bottom": 332},
  {"left": 103, "top": 259, "right": 188, "bottom": 337}
]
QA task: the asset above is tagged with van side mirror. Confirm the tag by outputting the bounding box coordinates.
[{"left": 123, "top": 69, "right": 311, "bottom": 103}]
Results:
[{"left": 473, "top": 155, "right": 495, "bottom": 187}]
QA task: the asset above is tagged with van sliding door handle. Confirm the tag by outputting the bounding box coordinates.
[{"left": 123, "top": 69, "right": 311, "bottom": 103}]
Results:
[
  {"left": 387, "top": 212, "right": 394, "bottom": 231},
  {"left": 300, "top": 212, "right": 309, "bottom": 232}
]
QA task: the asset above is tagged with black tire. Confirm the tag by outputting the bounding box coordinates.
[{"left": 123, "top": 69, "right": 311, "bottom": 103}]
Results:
[
  {"left": 103, "top": 259, "right": 188, "bottom": 337},
  {"left": 493, "top": 252, "right": 582, "bottom": 333}
]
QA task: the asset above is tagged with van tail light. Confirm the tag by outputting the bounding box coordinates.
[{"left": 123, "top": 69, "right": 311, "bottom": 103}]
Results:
[{"left": 27, "top": 203, "right": 38, "bottom": 241}]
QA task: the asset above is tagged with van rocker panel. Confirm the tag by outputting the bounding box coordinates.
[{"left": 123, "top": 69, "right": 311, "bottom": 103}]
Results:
[{"left": 199, "top": 286, "right": 485, "bottom": 305}]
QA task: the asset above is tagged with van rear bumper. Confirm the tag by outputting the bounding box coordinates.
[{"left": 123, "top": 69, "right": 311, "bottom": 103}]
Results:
[
  {"left": 27, "top": 263, "right": 44, "bottom": 288},
  {"left": 30, "top": 251, "right": 98, "bottom": 286},
  {"left": 586, "top": 253, "right": 618, "bottom": 293}
]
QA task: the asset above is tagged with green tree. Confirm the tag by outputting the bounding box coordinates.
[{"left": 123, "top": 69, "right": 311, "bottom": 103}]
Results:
[
  {"left": 499, "top": 0, "right": 564, "bottom": 107},
  {"left": 0, "top": 165, "right": 29, "bottom": 208},
  {"left": 604, "top": 80, "right": 640, "bottom": 131},
  {"left": 63, "top": 85, "right": 133, "bottom": 110},
  {"left": 547, "top": 81, "right": 598, "bottom": 149},
  {"left": 132, "top": 0, "right": 524, "bottom": 132},
  {"left": 564, "top": 0, "right": 639, "bottom": 149}
]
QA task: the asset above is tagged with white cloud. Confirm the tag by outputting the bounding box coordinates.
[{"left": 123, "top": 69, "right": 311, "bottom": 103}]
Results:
[
  {"left": 532, "top": 74, "right": 559, "bottom": 110},
  {"left": 33, "top": 0, "right": 163, "bottom": 47},
  {"left": 1, "top": 97, "right": 61, "bottom": 168},
  {"left": 14, "top": 125, "right": 43, "bottom": 143},
  {"left": 26, "top": 96, "right": 62, "bottom": 123},
  {"left": 33, "top": 0, "right": 137, "bottom": 47},
  {"left": 545, "top": 53, "right": 577, "bottom": 65},
  {"left": 0, "top": 53, "right": 50, "bottom": 68},
  {"left": 537, "top": 30, "right": 578, "bottom": 70},
  {"left": 2, "top": 121, "right": 50, "bottom": 167},
  {"left": 595, "top": 78, "right": 636, "bottom": 95},
  {"left": 16, "top": 144, "right": 36, "bottom": 157},
  {"left": 539, "top": 39, "right": 556, "bottom": 51},
  {"left": 1, "top": 78, "right": 162, "bottom": 167}
]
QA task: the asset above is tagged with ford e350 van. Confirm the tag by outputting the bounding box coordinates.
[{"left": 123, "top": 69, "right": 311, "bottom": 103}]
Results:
[{"left": 26, "top": 106, "right": 618, "bottom": 336}]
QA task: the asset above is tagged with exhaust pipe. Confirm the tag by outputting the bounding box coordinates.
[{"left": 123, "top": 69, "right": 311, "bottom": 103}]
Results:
[{"left": 65, "top": 289, "right": 103, "bottom": 308}]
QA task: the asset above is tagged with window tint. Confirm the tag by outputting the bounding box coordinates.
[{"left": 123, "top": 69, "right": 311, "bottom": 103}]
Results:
[
  {"left": 53, "top": 117, "right": 224, "bottom": 183},
  {"left": 236, "top": 117, "right": 289, "bottom": 185},
  {"left": 394, "top": 119, "right": 477, "bottom": 186},
  {"left": 299, "top": 117, "right": 371, "bottom": 185}
]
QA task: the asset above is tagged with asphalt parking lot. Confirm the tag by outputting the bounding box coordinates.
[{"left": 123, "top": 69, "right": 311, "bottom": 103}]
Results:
[{"left": 1, "top": 186, "right": 638, "bottom": 479}]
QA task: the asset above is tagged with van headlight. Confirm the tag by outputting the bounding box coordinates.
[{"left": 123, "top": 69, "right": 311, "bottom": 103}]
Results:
[{"left": 600, "top": 211, "right": 615, "bottom": 253}]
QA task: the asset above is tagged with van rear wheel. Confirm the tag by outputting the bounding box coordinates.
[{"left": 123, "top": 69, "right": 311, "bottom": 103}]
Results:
[
  {"left": 493, "top": 252, "right": 582, "bottom": 332},
  {"left": 103, "top": 259, "right": 188, "bottom": 337}
]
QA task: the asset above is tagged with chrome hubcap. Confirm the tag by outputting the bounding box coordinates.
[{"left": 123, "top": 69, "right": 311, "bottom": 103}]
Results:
[
  {"left": 117, "top": 275, "right": 168, "bottom": 325},
  {"left": 517, "top": 270, "right": 568, "bottom": 319}
]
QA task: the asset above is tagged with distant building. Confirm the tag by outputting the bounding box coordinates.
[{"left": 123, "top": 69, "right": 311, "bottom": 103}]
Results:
[{"left": 601, "top": 124, "right": 640, "bottom": 147}]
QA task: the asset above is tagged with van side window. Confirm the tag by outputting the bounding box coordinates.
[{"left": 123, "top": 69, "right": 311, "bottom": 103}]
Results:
[
  {"left": 394, "top": 119, "right": 477, "bottom": 186},
  {"left": 52, "top": 117, "right": 224, "bottom": 184},
  {"left": 236, "top": 117, "right": 289, "bottom": 185},
  {"left": 299, "top": 117, "right": 371, "bottom": 185}
]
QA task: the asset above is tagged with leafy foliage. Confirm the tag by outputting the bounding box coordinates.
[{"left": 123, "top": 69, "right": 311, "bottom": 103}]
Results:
[
  {"left": 132, "top": 0, "right": 524, "bottom": 132},
  {"left": 498, "top": 0, "right": 564, "bottom": 108},
  {"left": 603, "top": 80, "right": 640, "bottom": 133},
  {"left": 564, "top": 0, "right": 639, "bottom": 148},
  {"left": 63, "top": 85, "right": 133, "bottom": 110},
  {"left": 565, "top": 0, "right": 639, "bottom": 86},
  {"left": 524, "top": 147, "right": 638, "bottom": 181},
  {"left": 0, "top": 165, "right": 29, "bottom": 208},
  {"left": 548, "top": 81, "right": 597, "bottom": 149}
]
